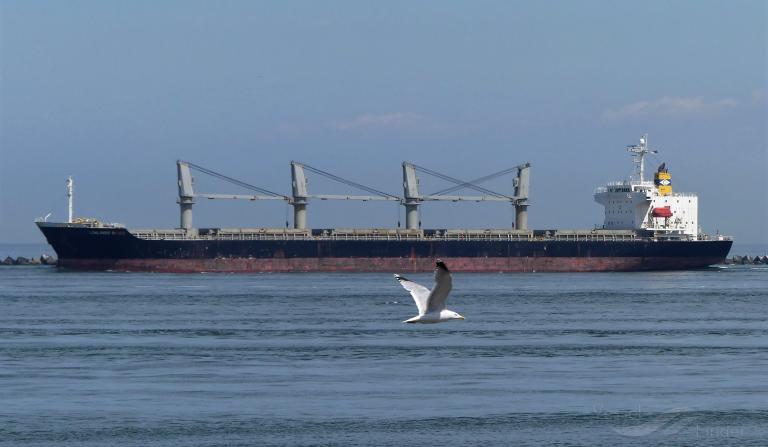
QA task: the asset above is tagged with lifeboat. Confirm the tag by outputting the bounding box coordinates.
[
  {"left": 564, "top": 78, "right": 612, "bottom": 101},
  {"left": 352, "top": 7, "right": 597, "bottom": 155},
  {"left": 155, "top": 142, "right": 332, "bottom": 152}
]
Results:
[{"left": 652, "top": 206, "right": 673, "bottom": 218}]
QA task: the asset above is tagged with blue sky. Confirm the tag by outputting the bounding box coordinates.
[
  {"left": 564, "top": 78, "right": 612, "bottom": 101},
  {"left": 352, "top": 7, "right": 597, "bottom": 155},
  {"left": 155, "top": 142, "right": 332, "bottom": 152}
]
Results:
[{"left": 1, "top": 0, "right": 766, "bottom": 243}]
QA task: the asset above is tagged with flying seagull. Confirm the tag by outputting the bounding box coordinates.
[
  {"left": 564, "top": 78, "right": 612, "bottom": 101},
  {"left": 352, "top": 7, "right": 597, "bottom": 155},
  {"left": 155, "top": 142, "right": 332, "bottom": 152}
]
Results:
[{"left": 394, "top": 260, "right": 465, "bottom": 323}]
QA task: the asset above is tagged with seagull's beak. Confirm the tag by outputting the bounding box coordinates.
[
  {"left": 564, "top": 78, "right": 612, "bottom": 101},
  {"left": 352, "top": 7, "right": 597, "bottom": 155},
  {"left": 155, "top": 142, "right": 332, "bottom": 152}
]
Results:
[{"left": 458, "top": 315, "right": 465, "bottom": 320}]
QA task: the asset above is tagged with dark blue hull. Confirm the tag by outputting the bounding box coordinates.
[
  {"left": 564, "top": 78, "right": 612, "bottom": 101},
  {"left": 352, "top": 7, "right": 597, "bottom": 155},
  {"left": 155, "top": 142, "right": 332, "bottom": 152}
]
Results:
[{"left": 37, "top": 223, "right": 733, "bottom": 272}]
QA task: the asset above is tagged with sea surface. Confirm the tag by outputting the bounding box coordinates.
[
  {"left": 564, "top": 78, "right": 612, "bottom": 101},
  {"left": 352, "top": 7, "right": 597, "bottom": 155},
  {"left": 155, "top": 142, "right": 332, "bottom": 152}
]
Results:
[{"left": 0, "top": 255, "right": 766, "bottom": 445}]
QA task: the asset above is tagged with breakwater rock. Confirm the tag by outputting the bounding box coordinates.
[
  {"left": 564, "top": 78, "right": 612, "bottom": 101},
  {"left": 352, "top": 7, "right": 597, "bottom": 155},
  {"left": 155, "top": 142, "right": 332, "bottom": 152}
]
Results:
[
  {"left": 724, "top": 255, "right": 768, "bottom": 265},
  {"left": 1, "top": 255, "right": 57, "bottom": 266}
]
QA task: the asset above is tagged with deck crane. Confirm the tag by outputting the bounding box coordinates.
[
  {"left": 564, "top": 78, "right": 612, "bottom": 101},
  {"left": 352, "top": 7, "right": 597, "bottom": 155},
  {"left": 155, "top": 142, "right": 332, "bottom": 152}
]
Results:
[
  {"left": 401, "top": 162, "right": 531, "bottom": 230},
  {"left": 176, "top": 160, "right": 290, "bottom": 233},
  {"left": 290, "top": 161, "right": 401, "bottom": 229},
  {"left": 177, "top": 160, "right": 402, "bottom": 232},
  {"left": 291, "top": 161, "right": 530, "bottom": 230},
  {"left": 176, "top": 159, "right": 530, "bottom": 232}
]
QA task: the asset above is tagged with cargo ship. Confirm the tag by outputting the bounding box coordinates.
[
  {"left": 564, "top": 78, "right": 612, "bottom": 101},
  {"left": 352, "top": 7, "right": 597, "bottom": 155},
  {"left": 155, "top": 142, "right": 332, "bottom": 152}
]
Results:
[{"left": 36, "top": 135, "right": 732, "bottom": 272}]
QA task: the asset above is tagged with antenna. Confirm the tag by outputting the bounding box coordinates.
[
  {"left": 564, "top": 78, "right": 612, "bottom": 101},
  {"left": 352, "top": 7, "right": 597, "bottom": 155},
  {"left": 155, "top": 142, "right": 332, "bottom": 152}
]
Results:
[
  {"left": 626, "top": 133, "right": 657, "bottom": 183},
  {"left": 66, "top": 176, "right": 74, "bottom": 223}
]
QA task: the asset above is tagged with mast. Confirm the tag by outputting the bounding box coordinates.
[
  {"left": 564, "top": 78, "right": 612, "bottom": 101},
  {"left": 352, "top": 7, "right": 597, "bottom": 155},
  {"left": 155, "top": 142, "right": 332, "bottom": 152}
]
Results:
[
  {"left": 177, "top": 161, "right": 195, "bottom": 231},
  {"left": 402, "top": 162, "right": 421, "bottom": 230},
  {"left": 513, "top": 164, "right": 530, "bottom": 230},
  {"left": 291, "top": 161, "right": 308, "bottom": 230},
  {"left": 626, "top": 134, "right": 657, "bottom": 183},
  {"left": 66, "top": 176, "right": 74, "bottom": 223}
]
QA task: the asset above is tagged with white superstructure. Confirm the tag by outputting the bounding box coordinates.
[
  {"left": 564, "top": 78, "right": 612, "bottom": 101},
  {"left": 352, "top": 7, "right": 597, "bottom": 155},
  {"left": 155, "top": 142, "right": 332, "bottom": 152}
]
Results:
[{"left": 594, "top": 134, "right": 699, "bottom": 239}]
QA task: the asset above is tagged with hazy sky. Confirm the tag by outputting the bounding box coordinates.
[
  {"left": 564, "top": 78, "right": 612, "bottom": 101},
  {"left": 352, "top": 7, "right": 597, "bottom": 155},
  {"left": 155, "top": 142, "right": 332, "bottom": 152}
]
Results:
[{"left": 1, "top": 0, "right": 766, "bottom": 243}]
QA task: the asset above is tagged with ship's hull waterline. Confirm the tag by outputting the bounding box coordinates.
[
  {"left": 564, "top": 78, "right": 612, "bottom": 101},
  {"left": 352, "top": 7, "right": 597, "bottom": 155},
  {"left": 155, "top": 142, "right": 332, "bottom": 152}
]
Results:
[
  {"left": 39, "top": 224, "right": 732, "bottom": 273},
  {"left": 58, "top": 256, "right": 729, "bottom": 273}
]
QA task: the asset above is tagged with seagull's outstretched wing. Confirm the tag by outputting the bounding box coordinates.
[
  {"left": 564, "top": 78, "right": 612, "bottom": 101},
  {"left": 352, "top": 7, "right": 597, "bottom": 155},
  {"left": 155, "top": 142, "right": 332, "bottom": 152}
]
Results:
[
  {"left": 394, "top": 274, "right": 430, "bottom": 315},
  {"left": 426, "top": 260, "right": 453, "bottom": 313}
]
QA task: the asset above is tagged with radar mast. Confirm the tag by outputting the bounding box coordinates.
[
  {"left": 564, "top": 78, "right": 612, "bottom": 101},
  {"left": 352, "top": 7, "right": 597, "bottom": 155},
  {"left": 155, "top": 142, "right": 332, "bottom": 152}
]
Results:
[{"left": 626, "top": 134, "right": 657, "bottom": 183}]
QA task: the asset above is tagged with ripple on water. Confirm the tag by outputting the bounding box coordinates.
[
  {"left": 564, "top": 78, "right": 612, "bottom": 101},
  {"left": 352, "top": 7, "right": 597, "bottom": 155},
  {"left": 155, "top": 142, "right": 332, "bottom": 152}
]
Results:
[{"left": 0, "top": 267, "right": 766, "bottom": 446}]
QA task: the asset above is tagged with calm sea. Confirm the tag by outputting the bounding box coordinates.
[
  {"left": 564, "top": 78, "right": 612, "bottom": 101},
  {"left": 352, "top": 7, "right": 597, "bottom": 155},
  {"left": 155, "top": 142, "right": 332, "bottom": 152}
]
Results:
[{"left": 0, "top": 245, "right": 766, "bottom": 446}]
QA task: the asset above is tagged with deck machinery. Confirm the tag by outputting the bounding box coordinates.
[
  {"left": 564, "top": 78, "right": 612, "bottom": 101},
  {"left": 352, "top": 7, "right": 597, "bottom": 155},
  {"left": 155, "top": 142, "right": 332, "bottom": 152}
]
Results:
[{"left": 176, "top": 160, "right": 531, "bottom": 233}]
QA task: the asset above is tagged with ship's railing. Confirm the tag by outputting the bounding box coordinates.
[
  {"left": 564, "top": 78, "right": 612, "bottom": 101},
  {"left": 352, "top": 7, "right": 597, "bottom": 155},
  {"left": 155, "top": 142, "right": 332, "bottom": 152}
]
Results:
[
  {"left": 129, "top": 228, "right": 647, "bottom": 242},
  {"left": 666, "top": 192, "right": 698, "bottom": 198},
  {"left": 55, "top": 219, "right": 125, "bottom": 229},
  {"left": 130, "top": 230, "right": 187, "bottom": 240},
  {"left": 129, "top": 231, "right": 533, "bottom": 241},
  {"left": 594, "top": 184, "right": 698, "bottom": 198},
  {"left": 550, "top": 230, "right": 638, "bottom": 241}
]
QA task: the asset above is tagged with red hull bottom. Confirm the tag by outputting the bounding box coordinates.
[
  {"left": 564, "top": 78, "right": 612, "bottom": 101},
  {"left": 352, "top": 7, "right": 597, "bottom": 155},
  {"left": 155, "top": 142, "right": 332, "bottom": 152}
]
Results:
[{"left": 58, "top": 257, "right": 725, "bottom": 273}]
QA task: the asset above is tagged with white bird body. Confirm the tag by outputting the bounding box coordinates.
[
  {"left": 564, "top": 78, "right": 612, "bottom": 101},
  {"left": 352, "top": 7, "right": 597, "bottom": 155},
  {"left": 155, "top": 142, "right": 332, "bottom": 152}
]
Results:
[
  {"left": 395, "top": 260, "right": 464, "bottom": 324},
  {"left": 402, "top": 309, "right": 463, "bottom": 324}
]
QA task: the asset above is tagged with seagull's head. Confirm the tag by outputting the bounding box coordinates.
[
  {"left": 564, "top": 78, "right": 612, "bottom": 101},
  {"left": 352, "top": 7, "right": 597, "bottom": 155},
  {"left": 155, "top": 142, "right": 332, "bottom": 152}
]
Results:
[{"left": 449, "top": 311, "right": 465, "bottom": 320}]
